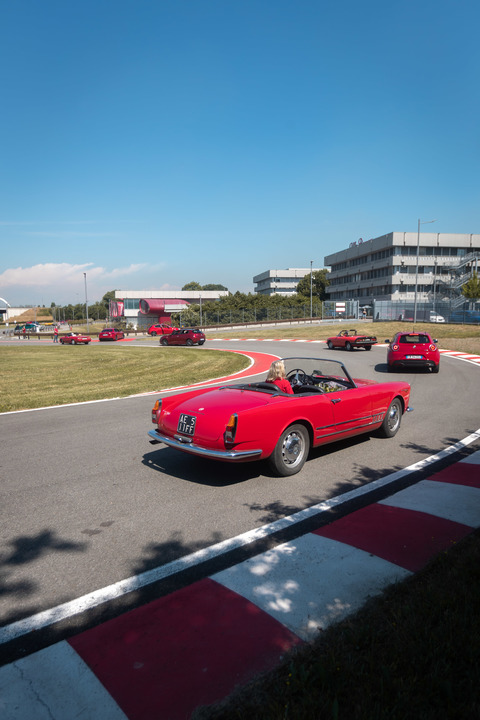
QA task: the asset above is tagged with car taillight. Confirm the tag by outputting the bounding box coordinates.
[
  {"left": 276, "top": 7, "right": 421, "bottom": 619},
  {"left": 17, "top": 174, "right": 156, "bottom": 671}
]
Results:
[
  {"left": 429, "top": 344, "right": 437, "bottom": 351},
  {"left": 151, "top": 399, "right": 162, "bottom": 423},
  {"left": 392, "top": 344, "right": 399, "bottom": 351},
  {"left": 224, "top": 413, "right": 238, "bottom": 444}
]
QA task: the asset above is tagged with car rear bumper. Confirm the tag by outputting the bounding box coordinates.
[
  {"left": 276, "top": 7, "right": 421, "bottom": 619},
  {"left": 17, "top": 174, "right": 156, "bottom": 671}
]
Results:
[
  {"left": 390, "top": 359, "right": 437, "bottom": 369},
  {"left": 148, "top": 429, "right": 262, "bottom": 461}
]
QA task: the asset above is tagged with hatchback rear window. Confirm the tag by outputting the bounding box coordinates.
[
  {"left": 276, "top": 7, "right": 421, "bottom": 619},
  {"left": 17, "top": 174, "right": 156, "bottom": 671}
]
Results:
[{"left": 400, "top": 335, "right": 429, "bottom": 344}]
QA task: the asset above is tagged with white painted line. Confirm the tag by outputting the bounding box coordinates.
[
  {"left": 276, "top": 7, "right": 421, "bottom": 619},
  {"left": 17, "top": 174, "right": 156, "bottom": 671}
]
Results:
[
  {"left": 212, "top": 534, "right": 410, "bottom": 641},
  {"left": 1, "top": 427, "right": 479, "bottom": 646},
  {"left": 0, "top": 641, "right": 128, "bottom": 719}
]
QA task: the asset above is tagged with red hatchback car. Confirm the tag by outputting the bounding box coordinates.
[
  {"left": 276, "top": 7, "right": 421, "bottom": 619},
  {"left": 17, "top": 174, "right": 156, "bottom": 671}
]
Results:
[
  {"left": 99, "top": 328, "right": 125, "bottom": 341},
  {"left": 386, "top": 332, "right": 440, "bottom": 373},
  {"left": 159, "top": 328, "right": 205, "bottom": 346},
  {"left": 148, "top": 323, "right": 178, "bottom": 336}
]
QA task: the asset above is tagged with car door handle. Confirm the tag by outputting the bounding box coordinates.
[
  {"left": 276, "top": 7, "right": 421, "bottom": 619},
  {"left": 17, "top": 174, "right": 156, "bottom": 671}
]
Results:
[{"left": 330, "top": 398, "right": 341, "bottom": 404}]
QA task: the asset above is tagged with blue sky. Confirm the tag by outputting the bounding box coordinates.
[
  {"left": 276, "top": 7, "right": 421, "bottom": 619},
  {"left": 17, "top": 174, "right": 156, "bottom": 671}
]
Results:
[{"left": 1, "top": 0, "right": 479, "bottom": 306}]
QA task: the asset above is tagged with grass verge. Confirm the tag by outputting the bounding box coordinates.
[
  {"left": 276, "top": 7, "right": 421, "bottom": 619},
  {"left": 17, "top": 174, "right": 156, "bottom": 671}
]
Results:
[
  {"left": 0, "top": 345, "right": 248, "bottom": 412},
  {"left": 193, "top": 530, "right": 480, "bottom": 720}
]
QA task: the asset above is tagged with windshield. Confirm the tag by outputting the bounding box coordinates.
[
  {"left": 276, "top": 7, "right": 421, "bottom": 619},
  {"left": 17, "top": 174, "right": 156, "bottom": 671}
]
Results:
[{"left": 281, "top": 357, "right": 356, "bottom": 387}]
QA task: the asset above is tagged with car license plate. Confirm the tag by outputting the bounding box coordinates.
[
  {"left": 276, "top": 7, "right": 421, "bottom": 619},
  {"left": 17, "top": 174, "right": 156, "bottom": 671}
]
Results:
[
  {"left": 177, "top": 413, "right": 196, "bottom": 436},
  {"left": 406, "top": 355, "right": 423, "bottom": 359}
]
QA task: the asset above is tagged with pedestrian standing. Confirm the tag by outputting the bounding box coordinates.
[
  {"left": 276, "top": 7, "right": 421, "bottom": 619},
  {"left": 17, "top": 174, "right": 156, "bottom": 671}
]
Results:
[{"left": 53, "top": 326, "right": 59, "bottom": 342}]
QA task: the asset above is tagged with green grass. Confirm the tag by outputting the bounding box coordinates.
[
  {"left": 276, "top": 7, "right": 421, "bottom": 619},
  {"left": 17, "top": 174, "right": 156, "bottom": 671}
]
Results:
[{"left": 0, "top": 345, "right": 248, "bottom": 412}]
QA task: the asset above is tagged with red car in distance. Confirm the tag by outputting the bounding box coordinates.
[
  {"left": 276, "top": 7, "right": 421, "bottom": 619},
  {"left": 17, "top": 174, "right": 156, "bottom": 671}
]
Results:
[
  {"left": 149, "top": 356, "right": 411, "bottom": 476},
  {"left": 99, "top": 328, "right": 125, "bottom": 341},
  {"left": 386, "top": 331, "right": 440, "bottom": 373},
  {"left": 148, "top": 323, "right": 178, "bottom": 336},
  {"left": 326, "top": 329, "right": 377, "bottom": 351},
  {"left": 159, "top": 328, "right": 205, "bottom": 346},
  {"left": 59, "top": 332, "right": 91, "bottom": 345}
]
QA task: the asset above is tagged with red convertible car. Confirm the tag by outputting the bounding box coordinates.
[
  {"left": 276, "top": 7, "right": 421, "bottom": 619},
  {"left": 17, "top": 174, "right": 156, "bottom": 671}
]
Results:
[
  {"left": 59, "top": 332, "right": 91, "bottom": 345},
  {"left": 148, "top": 356, "right": 411, "bottom": 476},
  {"left": 326, "top": 329, "right": 377, "bottom": 351},
  {"left": 159, "top": 328, "right": 205, "bottom": 346},
  {"left": 99, "top": 327, "right": 125, "bottom": 341}
]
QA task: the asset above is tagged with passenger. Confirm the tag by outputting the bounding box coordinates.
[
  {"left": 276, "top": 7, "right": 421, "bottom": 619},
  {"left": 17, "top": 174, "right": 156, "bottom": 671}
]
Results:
[{"left": 265, "top": 360, "right": 294, "bottom": 394}]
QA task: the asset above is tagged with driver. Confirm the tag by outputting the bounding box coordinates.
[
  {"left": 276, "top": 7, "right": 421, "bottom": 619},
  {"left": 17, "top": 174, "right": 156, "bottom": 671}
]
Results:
[{"left": 265, "top": 360, "right": 294, "bottom": 394}]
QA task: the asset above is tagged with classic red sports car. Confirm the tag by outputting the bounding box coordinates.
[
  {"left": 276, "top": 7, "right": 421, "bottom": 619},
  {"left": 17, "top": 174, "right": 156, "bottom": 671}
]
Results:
[
  {"left": 159, "top": 328, "right": 205, "bottom": 346},
  {"left": 148, "top": 356, "right": 411, "bottom": 476},
  {"left": 99, "top": 328, "right": 125, "bottom": 341},
  {"left": 148, "top": 323, "right": 178, "bottom": 336},
  {"left": 326, "top": 329, "right": 377, "bottom": 351},
  {"left": 59, "top": 332, "right": 91, "bottom": 345},
  {"left": 386, "top": 332, "right": 440, "bottom": 373}
]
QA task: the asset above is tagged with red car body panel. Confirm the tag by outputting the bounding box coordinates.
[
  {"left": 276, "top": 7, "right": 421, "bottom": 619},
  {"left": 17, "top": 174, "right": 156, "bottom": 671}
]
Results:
[
  {"left": 99, "top": 328, "right": 124, "bottom": 341},
  {"left": 59, "top": 333, "right": 91, "bottom": 345},
  {"left": 387, "top": 332, "right": 440, "bottom": 373},
  {"left": 148, "top": 357, "right": 411, "bottom": 475},
  {"left": 327, "top": 329, "right": 377, "bottom": 351}
]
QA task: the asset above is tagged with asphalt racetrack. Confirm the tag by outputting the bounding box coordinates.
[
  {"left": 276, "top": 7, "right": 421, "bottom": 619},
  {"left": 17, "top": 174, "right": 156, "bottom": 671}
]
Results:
[{"left": 1, "top": 337, "right": 479, "bottom": 662}]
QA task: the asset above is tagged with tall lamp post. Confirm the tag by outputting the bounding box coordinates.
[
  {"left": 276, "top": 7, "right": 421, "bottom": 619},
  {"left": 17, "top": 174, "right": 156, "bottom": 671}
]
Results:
[
  {"left": 414, "top": 218, "right": 436, "bottom": 323},
  {"left": 310, "top": 260, "right": 313, "bottom": 321},
  {"left": 84, "top": 272, "right": 89, "bottom": 333}
]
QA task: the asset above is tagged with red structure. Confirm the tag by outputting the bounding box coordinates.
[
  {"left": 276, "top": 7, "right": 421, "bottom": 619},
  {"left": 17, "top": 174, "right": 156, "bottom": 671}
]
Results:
[{"left": 139, "top": 298, "right": 189, "bottom": 324}]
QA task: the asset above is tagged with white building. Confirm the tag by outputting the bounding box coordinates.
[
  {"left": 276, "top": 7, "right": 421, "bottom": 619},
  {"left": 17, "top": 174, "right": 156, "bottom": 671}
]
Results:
[
  {"left": 253, "top": 268, "right": 320, "bottom": 296},
  {"left": 114, "top": 289, "right": 229, "bottom": 328},
  {"left": 324, "top": 232, "right": 480, "bottom": 304}
]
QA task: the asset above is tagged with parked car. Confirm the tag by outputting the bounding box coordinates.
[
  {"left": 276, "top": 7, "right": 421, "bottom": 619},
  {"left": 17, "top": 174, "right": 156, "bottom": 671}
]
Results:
[
  {"left": 159, "top": 328, "right": 205, "bottom": 346},
  {"left": 326, "top": 329, "right": 377, "bottom": 351},
  {"left": 148, "top": 323, "right": 178, "bottom": 336},
  {"left": 448, "top": 310, "right": 480, "bottom": 324},
  {"left": 148, "top": 356, "right": 411, "bottom": 477},
  {"left": 99, "top": 328, "right": 125, "bottom": 341},
  {"left": 14, "top": 322, "right": 40, "bottom": 334},
  {"left": 59, "top": 332, "right": 91, "bottom": 345},
  {"left": 386, "top": 331, "right": 440, "bottom": 373}
]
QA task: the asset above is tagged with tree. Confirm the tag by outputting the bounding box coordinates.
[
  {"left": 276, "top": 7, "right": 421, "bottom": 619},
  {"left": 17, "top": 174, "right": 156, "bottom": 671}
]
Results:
[
  {"left": 202, "top": 283, "right": 228, "bottom": 291},
  {"left": 182, "top": 281, "right": 203, "bottom": 291},
  {"left": 461, "top": 271, "right": 480, "bottom": 303},
  {"left": 296, "top": 269, "right": 330, "bottom": 300}
]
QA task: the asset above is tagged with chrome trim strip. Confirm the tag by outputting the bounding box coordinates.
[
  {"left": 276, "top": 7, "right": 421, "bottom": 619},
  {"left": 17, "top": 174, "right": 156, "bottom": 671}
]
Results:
[{"left": 148, "top": 429, "right": 262, "bottom": 461}]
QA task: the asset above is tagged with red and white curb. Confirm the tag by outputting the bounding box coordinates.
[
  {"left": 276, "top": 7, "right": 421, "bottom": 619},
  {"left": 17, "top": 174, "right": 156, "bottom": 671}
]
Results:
[{"left": 1, "top": 451, "right": 479, "bottom": 720}]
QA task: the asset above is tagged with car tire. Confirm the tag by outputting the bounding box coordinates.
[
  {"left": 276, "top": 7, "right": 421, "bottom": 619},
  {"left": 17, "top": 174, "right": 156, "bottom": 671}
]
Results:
[
  {"left": 432, "top": 364, "right": 440, "bottom": 373},
  {"left": 160, "top": 337, "right": 168, "bottom": 346},
  {"left": 345, "top": 341, "right": 353, "bottom": 351},
  {"left": 186, "top": 339, "right": 193, "bottom": 346},
  {"left": 198, "top": 340, "right": 205, "bottom": 345},
  {"left": 365, "top": 345, "right": 372, "bottom": 350},
  {"left": 379, "top": 398, "right": 402, "bottom": 438},
  {"left": 268, "top": 424, "right": 310, "bottom": 477},
  {"left": 327, "top": 340, "right": 333, "bottom": 350},
  {"left": 73, "top": 339, "right": 77, "bottom": 345},
  {"left": 151, "top": 331, "right": 157, "bottom": 336}
]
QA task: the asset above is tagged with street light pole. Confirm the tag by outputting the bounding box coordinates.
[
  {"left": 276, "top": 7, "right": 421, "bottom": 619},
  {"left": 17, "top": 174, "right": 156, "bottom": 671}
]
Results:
[
  {"left": 84, "top": 272, "right": 89, "bottom": 333},
  {"left": 414, "top": 218, "right": 436, "bottom": 323},
  {"left": 310, "top": 260, "right": 313, "bottom": 321}
]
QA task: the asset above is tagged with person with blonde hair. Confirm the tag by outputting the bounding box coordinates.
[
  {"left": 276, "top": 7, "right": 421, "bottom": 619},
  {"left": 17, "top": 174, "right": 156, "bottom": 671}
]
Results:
[{"left": 265, "top": 360, "right": 294, "bottom": 394}]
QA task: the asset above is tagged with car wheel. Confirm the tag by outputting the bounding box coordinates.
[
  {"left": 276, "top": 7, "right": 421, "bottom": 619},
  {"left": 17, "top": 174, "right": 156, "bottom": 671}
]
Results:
[
  {"left": 327, "top": 340, "right": 333, "bottom": 349},
  {"left": 186, "top": 339, "right": 193, "bottom": 346},
  {"left": 73, "top": 339, "right": 77, "bottom": 345},
  {"left": 151, "top": 331, "right": 157, "bottom": 336},
  {"left": 268, "top": 424, "right": 310, "bottom": 477},
  {"left": 379, "top": 398, "right": 402, "bottom": 438},
  {"left": 365, "top": 345, "right": 372, "bottom": 350},
  {"left": 160, "top": 337, "right": 168, "bottom": 346},
  {"left": 198, "top": 340, "right": 205, "bottom": 345},
  {"left": 60, "top": 339, "right": 64, "bottom": 344},
  {"left": 345, "top": 341, "right": 353, "bottom": 351},
  {"left": 432, "top": 363, "right": 440, "bottom": 373}
]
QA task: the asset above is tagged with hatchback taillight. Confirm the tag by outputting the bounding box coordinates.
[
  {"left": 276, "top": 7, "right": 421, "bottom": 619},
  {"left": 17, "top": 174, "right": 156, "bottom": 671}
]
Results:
[
  {"left": 429, "top": 344, "right": 437, "bottom": 351},
  {"left": 392, "top": 344, "right": 399, "bottom": 351}
]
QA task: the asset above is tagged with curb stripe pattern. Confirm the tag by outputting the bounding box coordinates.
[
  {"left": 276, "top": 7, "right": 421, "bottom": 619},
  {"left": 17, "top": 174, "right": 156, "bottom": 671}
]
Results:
[{"left": 2, "top": 452, "right": 479, "bottom": 720}]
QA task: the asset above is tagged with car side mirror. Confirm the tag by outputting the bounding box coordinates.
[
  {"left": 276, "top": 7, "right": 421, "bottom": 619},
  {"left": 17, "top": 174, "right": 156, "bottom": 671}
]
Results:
[{"left": 385, "top": 339, "right": 390, "bottom": 344}]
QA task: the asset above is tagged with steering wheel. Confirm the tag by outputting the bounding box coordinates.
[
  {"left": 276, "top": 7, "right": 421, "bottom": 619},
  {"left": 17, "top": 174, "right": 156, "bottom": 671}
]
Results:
[{"left": 286, "top": 368, "right": 309, "bottom": 387}]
